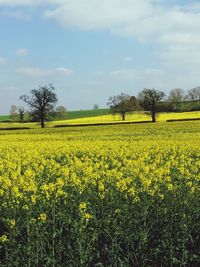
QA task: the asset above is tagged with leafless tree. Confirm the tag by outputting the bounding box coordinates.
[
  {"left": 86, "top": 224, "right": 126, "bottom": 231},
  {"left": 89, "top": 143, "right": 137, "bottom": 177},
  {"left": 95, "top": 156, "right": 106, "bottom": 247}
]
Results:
[{"left": 20, "top": 84, "right": 57, "bottom": 128}]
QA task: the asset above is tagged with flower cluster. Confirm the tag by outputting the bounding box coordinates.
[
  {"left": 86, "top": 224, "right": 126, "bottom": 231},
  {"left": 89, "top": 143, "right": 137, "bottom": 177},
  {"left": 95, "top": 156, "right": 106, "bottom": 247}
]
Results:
[{"left": 0, "top": 121, "right": 199, "bottom": 266}]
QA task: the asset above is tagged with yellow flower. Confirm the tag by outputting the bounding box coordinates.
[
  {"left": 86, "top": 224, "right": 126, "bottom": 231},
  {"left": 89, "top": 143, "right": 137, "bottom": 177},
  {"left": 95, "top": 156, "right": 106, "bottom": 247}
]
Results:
[
  {"left": 22, "top": 205, "right": 29, "bottom": 210},
  {"left": 0, "top": 235, "right": 8, "bottom": 243},
  {"left": 31, "top": 195, "right": 37, "bottom": 204},
  {"left": 115, "top": 208, "right": 120, "bottom": 214},
  {"left": 9, "top": 219, "right": 16, "bottom": 228},
  {"left": 79, "top": 202, "right": 87, "bottom": 212},
  {"left": 83, "top": 212, "right": 92, "bottom": 223},
  {"left": 38, "top": 213, "right": 47, "bottom": 222},
  {"left": 0, "top": 189, "right": 4, "bottom": 197},
  {"left": 30, "top": 218, "right": 36, "bottom": 224}
]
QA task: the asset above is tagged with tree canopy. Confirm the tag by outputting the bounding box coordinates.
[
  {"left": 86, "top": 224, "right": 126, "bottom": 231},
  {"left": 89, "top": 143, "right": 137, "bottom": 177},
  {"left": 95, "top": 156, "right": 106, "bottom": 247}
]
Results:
[
  {"left": 168, "top": 88, "right": 185, "bottom": 103},
  {"left": 107, "top": 93, "right": 140, "bottom": 121},
  {"left": 20, "top": 84, "right": 57, "bottom": 128},
  {"left": 138, "top": 89, "right": 165, "bottom": 122},
  {"left": 55, "top": 106, "right": 67, "bottom": 119},
  {"left": 187, "top": 87, "right": 200, "bottom": 101}
]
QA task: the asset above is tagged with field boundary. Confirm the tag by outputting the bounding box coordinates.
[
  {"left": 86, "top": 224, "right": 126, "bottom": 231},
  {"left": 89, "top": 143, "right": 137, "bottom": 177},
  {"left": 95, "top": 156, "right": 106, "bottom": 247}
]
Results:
[
  {"left": 54, "top": 121, "right": 152, "bottom": 128},
  {"left": 0, "top": 127, "right": 30, "bottom": 131},
  {"left": 167, "top": 118, "right": 200, "bottom": 122}
]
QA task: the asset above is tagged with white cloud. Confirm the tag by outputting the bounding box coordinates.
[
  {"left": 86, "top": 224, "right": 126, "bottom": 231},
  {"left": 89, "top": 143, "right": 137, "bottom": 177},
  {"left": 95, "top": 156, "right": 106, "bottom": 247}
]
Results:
[
  {"left": 41, "top": 1, "right": 200, "bottom": 39},
  {"left": 0, "top": 57, "right": 6, "bottom": 64},
  {"left": 1, "top": 2, "right": 200, "bottom": 66},
  {"left": 44, "top": 0, "right": 153, "bottom": 31},
  {"left": 1, "top": 0, "right": 200, "bottom": 90},
  {"left": 15, "top": 66, "right": 74, "bottom": 77},
  {"left": 1, "top": 0, "right": 200, "bottom": 45},
  {"left": 43, "top": 1, "right": 200, "bottom": 73},
  {"left": 16, "top": 48, "right": 29, "bottom": 57}
]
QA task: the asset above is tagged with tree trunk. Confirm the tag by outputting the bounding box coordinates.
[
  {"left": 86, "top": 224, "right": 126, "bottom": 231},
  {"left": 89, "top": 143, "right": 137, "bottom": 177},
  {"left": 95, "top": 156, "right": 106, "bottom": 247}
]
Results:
[
  {"left": 152, "top": 112, "right": 156, "bottom": 123},
  {"left": 122, "top": 112, "right": 125, "bottom": 121},
  {"left": 40, "top": 112, "right": 45, "bottom": 128},
  {"left": 152, "top": 101, "right": 156, "bottom": 122}
]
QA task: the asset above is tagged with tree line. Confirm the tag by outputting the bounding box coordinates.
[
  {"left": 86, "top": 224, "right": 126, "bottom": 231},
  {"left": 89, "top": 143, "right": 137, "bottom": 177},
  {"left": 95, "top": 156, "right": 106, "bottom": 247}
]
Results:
[
  {"left": 7, "top": 85, "right": 200, "bottom": 128},
  {"left": 108, "top": 87, "right": 200, "bottom": 122}
]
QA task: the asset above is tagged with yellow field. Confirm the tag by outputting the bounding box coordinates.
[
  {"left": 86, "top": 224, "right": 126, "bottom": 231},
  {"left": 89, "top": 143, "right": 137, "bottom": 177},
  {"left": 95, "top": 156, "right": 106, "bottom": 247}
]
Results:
[
  {"left": 0, "top": 122, "right": 199, "bottom": 266},
  {"left": 53, "top": 111, "right": 200, "bottom": 125},
  {"left": 0, "top": 111, "right": 200, "bottom": 129}
]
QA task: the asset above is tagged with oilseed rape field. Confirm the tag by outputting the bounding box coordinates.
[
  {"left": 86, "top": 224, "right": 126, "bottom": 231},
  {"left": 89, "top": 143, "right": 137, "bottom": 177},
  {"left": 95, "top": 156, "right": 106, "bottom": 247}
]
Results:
[
  {"left": 51, "top": 111, "right": 200, "bottom": 126},
  {"left": 0, "top": 111, "right": 200, "bottom": 129},
  {"left": 0, "top": 122, "right": 200, "bottom": 266}
]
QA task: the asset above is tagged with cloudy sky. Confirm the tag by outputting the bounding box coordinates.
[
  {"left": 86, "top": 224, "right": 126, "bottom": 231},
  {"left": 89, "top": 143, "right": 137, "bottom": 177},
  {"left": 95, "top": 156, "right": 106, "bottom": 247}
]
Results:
[{"left": 0, "top": 0, "right": 200, "bottom": 114}]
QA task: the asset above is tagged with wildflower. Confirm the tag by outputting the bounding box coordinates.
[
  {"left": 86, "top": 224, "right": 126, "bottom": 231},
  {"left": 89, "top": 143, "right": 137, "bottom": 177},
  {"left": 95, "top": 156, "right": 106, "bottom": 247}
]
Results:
[
  {"left": 0, "top": 235, "right": 8, "bottom": 243},
  {"left": 30, "top": 218, "right": 36, "bottom": 224},
  {"left": 83, "top": 213, "right": 92, "bottom": 223},
  {"left": 115, "top": 208, "right": 120, "bottom": 214},
  {"left": 31, "top": 195, "right": 37, "bottom": 204},
  {"left": 79, "top": 202, "right": 87, "bottom": 212},
  {"left": 22, "top": 205, "right": 29, "bottom": 210},
  {"left": 9, "top": 219, "right": 16, "bottom": 228},
  {"left": 38, "top": 213, "right": 47, "bottom": 222}
]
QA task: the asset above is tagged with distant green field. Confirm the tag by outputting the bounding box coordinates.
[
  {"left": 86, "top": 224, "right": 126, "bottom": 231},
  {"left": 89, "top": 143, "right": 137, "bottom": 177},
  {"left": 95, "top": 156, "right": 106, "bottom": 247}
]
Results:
[
  {"left": 59, "top": 108, "right": 110, "bottom": 120},
  {"left": 0, "top": 109, "right": 110, "bottom": 122},
  {"left": 0, "top": 115, "right": 10, "bottom": 121}
]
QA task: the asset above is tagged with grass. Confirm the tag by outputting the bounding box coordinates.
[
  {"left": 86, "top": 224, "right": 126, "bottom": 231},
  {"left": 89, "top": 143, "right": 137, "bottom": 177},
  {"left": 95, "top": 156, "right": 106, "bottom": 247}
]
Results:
[
  {"left": 0, "top": 109, "right": 110, "bottom": 122},
  {"left": 0, "top": 115, "right": 10, "bottom": 121},
  {"left": 63, "top": 108, "right": 110, "bottom": 120}
]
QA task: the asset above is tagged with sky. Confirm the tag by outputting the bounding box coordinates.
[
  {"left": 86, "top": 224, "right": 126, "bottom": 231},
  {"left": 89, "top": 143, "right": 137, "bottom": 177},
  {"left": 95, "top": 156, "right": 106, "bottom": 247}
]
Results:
[{"left": 0, "top": 0, "right": 200, "bottom": 114}]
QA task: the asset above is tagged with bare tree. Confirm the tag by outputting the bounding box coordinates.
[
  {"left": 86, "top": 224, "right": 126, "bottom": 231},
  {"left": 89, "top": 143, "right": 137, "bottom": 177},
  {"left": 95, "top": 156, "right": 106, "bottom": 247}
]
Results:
[
  {"left": 186, "top": 86, "right": 200, "bottom": 111},
  {"left": 107, "top": 93, "right": 140, "bottom": 121},
  {"left": 187, "top": 87, "right": 200, "bottom": 101},
  {"left": 10, "top": 105, "right": 18, "bottom": 121},
  {"left": 55, "top": 105, "right": 67, "bottom": 119},
  {"left": 168, "top": 88, "right": 185, "bottom": 110},
  {"left": 20, "top": 84, "right": 57, "bottom": 128},
  {"left": 18, "top": 107, "right": 25, "bottom": 123},
  {"left": 168, "top": 88, "right": 185, "bottom": 103},
  {"left": 138, "top": 88, "right": 165, "bottom": 122},
  {"left": 93, "top": 104, "right": 99, "bottom": 110}
]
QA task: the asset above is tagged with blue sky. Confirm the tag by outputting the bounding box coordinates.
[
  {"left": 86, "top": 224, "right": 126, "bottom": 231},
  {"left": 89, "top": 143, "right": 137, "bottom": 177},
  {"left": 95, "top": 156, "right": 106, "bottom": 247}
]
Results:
[{"left": 0, "top": 0, "right": 200, "bottom": 114}]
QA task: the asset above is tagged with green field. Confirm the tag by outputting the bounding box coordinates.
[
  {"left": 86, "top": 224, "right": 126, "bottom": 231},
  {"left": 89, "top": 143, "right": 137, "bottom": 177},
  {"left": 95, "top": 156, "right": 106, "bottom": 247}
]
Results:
[
  {"left": 0, "top": 109, "right": 110, "bottom": 122},
  {"left": 0, "top": 115, "right": 10, "bottom": 121},
  {"left": 61, "top": 108, "right": 110, "bottom": 120}
]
